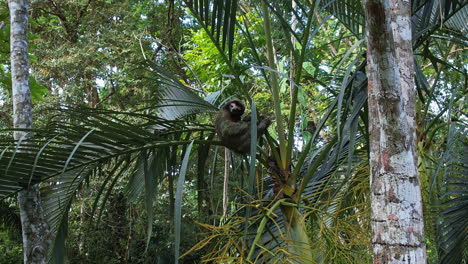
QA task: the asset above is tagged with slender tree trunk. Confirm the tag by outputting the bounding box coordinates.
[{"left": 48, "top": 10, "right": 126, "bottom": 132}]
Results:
[
  {"left": 364, "top": 0, "right": 426, "bottom": 262},
  {"left": 9, "top": 0, "right": 51, "bottom": 263}
]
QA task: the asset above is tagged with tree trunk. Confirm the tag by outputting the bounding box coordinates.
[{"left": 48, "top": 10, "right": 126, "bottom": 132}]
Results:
[
  {"left": 9, "top": 0, "right": 51, "bottom": 263},
  {"left": 364, "top": 0, "right": 426, "bottom": 263},
  {"left": 280, "top": 205, "right": 314, "bottom": 264}
]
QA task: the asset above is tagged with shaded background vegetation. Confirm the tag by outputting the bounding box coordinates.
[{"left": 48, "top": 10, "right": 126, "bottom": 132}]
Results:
[{"left": 0, "top": 0, "right": 466, "bottom": 263}]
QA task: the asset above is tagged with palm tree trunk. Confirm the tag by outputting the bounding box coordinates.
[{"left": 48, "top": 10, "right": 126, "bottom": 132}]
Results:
[
  {"left": 364, "top": 0, "right": 426, "bottom": 262},
  {"left": 9, "top": 0, "right": 51, "bottom": 263},
  {"left": 280, "top": 205, "right": 314, "bottom": 263}
]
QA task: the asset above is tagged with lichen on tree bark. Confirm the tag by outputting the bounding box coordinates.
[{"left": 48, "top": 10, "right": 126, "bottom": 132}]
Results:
[
  {"left": 9, "top": 0, "right": 52, "bottom": 263},
  {"left": 364, "top": 0, "right": 427, "bottom": 262}
]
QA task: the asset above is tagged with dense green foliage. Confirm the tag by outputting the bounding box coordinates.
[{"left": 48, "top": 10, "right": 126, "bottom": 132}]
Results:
[{"left": 0, "top": 0, "right": 466, "bottom": 263}]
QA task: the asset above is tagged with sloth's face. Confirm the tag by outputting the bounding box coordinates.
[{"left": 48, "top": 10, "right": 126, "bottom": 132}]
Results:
[{"left": 229, "top": 102, "right": 244, "bottom": 116}]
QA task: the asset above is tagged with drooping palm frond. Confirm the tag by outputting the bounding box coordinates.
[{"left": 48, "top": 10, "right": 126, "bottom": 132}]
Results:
[
  {"left": 443, "top": 5, "right": 468, "bottom": 34},
  {"left": 0, "top": 102, "right": 218, "bottom": 262},
  {"left": 412, "top": 0, "right": 468, "bottom": 46},
  {"left": 149, "top": 62, "right": 218, "bottom": 120},
  {"left": 42, "top": 166, "right": 95, "bottom": 263},
  {"left": 174, "top": 141, "right": 194, "bottom": 264},
  {"left": 0, "top": 107, "right": 215, "bottom": 199},
  {"left": 323, "top": 0, "right": 366, "bottom": 37},
  {"left": 296, "top": 60, "right": 367, "bottom": 193},
  {"left": 318, "top": 0, "right": 467, "bottom": 43}
]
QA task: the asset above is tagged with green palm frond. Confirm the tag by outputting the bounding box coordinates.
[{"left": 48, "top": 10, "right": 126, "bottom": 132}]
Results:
[
  {"left": 214, "top": 64, "right": 370, "bottom": 262},
  {"left": 42, "top": 166, "right": 94, "bottom": 263},
  {"left": 0, "top": 103, "right": 218, "bottom": 262},
  {"left": 317, "top": 0, "right": 467, "bottom": 44},
  {"left": 149, "top": 62, "right": 218, "bottom": 120},
  {"left": 184, "top": 0, "right": 238, "bottom": 62},
  {"left": 297, "top": 63, "right": 368, "bottom": 195},
  {"left": 436, "top": 124, "right": 468, "bottom": 264},
  {"left": 0, "top": 107, "right": 215, "bottom": 199},
  {"left": 413, "top": 0, "right": 468, "bottom": 46},
  {"left": 323, "top": 0, "right": 366, "bottom": 37},
  {"left": 443, "top": 5, "right": 468, "bottom": 34}
]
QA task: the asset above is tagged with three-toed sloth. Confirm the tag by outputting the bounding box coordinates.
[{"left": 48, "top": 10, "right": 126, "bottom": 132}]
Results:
[{"left": 215, "top": 99, "right": 271, "bottom": 154}]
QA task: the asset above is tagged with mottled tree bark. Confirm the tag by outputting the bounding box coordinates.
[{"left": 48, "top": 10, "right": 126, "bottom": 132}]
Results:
[
  {"left": 364, "top": 0, "right": 426, "bottom": 263},
  {"left": 9, "top": 0, "right": 51, "bottom": 263}
]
